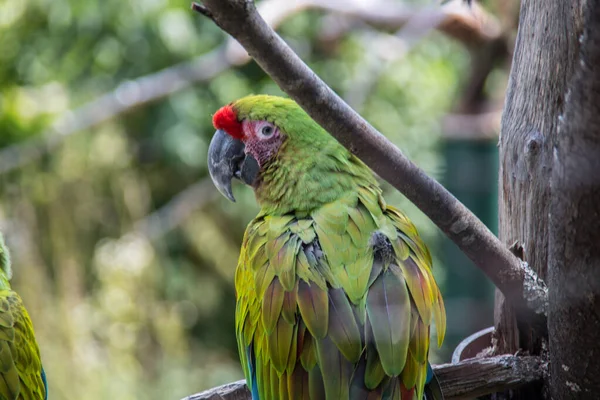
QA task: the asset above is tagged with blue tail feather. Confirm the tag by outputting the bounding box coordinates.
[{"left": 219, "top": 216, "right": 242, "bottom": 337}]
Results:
[
  {"left": 41, "top": 366, "right": 48, "bottom": 400},
  {"left": 246, "top": 345, "right": 259, "bottom": 400},
  {"left": 424, "top": 362, "right": 444, "bottom": 400}
]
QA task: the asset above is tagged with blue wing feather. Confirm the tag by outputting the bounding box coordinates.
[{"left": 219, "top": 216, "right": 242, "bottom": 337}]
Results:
[
  {"left": 41, "top": 366, "right": 48, "bottom": 400},
  {"left": 246, "top": 345, "right": 260, "bottom": 400}
]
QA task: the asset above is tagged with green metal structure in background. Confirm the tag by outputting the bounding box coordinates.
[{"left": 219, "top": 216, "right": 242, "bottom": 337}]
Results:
[{"left": 440, "top": 137, "right": 499, "bottom": 354}]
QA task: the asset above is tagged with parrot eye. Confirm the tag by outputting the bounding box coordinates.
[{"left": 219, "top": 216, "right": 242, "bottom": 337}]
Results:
[{"left": 260, "top": 124, "right": 275, "bottom": 138}]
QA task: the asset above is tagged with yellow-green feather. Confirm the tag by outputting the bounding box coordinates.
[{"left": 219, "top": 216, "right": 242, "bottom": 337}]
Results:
[
  {"left": 0, "top": 234, "right": 46, "bottom": 400},
  {"left": 230, "top": 95, "right": 445, "bottom": 400}
]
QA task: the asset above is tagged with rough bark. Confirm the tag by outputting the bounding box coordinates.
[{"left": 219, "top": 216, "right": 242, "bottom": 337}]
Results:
[
  {"left": 192, "top": 0, "right": 547, "bottom": 325},
  {"left": 183, "top": 356, "right": 545, "bottom": 400},
  {"left": 548, "top": 1, "right": 600, "bottom": 398},
  {"left": 497, "top": 0, "right": 582, "bottom": 355}
]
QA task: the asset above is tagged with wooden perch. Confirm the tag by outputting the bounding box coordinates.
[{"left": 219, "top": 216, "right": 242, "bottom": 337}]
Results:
[
  {"left": 191, "top": 0, "right": 548, "bottom": 327},
  {"left": 182, "top": 355, "right": 545, "bottom": 400}
]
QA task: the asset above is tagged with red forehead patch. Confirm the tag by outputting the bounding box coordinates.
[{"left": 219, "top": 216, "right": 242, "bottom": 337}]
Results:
[{"left": 212, "top": 104, "right": 243, "bottom": 140}]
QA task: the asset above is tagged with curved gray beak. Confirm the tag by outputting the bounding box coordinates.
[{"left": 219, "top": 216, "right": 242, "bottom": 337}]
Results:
[{"left": 207, "top": 129, "right": 259, "bottom": 202}]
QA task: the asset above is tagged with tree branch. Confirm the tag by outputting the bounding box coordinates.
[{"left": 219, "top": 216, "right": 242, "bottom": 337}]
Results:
[
  {"left": 182, "top": 355, "right": 545, "bottom": 400},
  {"left": 192, "top": 0, "right": 548, "bottom": 327}
]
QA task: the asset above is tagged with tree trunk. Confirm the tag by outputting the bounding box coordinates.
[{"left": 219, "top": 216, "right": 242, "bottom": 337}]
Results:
[
  {"left": 497, "top": 0, "right": 581, "bottom": 351},
  {"left": 548, "top": 1, "right": 600, "bottom": 398},
  {"left": 498, "top": 0, "right": 582, "bottom": 397}
]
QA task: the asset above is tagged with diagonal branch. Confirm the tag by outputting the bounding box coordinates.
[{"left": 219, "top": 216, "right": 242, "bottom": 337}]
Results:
[
  {"left": 191, "top": 0, "right": 548, "bottom": 327},
  {"left": 182, "top": 355, "right": 545, "bottom": 400}
]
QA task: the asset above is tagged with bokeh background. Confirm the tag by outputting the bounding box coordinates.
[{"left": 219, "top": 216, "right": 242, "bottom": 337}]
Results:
[{"left": 0, "top": 0, "right": 516, "bottom": 399}]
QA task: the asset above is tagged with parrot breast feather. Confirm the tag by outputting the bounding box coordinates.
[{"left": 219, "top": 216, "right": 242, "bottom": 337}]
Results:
[{"left": 234, "top": 185, "right": 446, "bottom": 400}]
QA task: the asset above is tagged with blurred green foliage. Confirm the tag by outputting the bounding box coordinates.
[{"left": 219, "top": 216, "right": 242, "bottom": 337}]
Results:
[{"left": 0, "top": 0, "right": 493, "bottom": 399}]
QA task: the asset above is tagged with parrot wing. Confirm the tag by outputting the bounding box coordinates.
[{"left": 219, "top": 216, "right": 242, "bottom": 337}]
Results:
[
  {"left": 0, "top": 290, "right": 46, "bottom": 400},
  {"left": 235, "top": 186, "right": 445, "bottom": 400}
]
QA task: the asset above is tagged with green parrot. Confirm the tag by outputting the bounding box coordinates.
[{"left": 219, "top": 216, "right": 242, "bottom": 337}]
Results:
[
  {"left": 0, "top": 233, "right": 47, "bottom": 400},
  {"left": 207, "top": 95, "right": 446, "bottom": 400}
]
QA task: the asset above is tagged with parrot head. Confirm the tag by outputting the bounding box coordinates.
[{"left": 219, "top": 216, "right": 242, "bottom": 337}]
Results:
[
  {"left": 208, "top": 96, "right": 281, "bottom": 202},
  {"left": 209, "top": 95, "right": 347, "bottom": 201},
  {"left": 208, "top": 95, "right": 375, "bottom": 214}
]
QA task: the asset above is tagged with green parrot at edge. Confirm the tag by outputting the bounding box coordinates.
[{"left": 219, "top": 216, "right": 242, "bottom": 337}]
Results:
[
  {"left": 207, "top": 95, "right": 446, "bottom": 400},
  {"left": 0, "top": 233, "right": 47, "bottom": 400}
]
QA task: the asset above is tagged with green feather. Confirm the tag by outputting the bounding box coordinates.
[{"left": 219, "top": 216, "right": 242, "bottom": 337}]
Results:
[
  {"left": 276, "top": 236, "right": 301, "bottom": 291},
  {"left": 364, "top": 325, "right": 386, "bottom": 389},
  {"left": 254, "top": 261, "right": 276, "bottom": 299},
  {"left": 366, "top": 266, "right": 411, "bottom": 376},
  {"left": 299, "top": 331, "right": 317, "bottom": 370},
  {"left": 327, "top": 288, "right": 362, "bottom": 363},
  {"left": 288, "top": 364, "right": 310, "bottom": 399},
  {"left": 400, "top": 350, "right": 419, "bottom": 390},
  {"left": 281, "top": 283, "right": 298, "bottom": 324},
  {"left": 289, "top": 220, "right": 316, "bottom": 244},
  {"left": 226, "top": 95, "right": 448, "bottom": 400},
  {"left": 262, "top": 277, "right": 285, "bottom": 335},
  {"left": 308, "top": 364, "right": 326, "bottom": 399},
  {"left": 398, "top": 257, "right": 432, "bottom": 325},
  {"left": 295, "top": 250, "right": 326, "bottom": 290},
  {"left": 297, "top": 281, "right": 328, "bottom": 339},
  {"left": 316, "top": 335, "right": 353, "bottom": 400}
]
